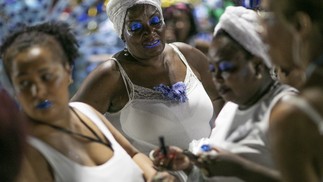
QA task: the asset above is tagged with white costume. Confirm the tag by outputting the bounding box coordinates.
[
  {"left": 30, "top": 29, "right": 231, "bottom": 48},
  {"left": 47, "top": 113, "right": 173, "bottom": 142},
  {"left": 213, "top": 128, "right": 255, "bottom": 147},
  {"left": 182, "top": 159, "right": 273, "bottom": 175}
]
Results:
[
  {"left": 105, "top": 44, "right": 214, "bottom": 154},
  {"left": 189, "top": 83, "right": 297, "bottom": 182},
  {"left": 29, "top": 102, "right": 144, "bottom": 182}
]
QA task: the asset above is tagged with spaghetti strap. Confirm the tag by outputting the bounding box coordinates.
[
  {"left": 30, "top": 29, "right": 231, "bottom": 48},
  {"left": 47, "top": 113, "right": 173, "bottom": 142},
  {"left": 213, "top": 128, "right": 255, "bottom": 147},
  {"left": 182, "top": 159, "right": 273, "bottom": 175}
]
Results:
[
  {"left": 111, "top": 58, "right": 134, "bottom": 100},
  {"left": 169, "top": 43, "right": 198, "bottom": 80},
  {"left": 287, "top": 97, "right": 323, "bottom": 134}
]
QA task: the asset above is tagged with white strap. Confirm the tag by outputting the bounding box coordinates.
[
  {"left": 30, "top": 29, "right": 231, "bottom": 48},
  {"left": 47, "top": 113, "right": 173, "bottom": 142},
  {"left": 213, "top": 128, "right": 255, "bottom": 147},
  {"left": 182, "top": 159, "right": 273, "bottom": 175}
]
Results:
[
  {"left": 168, "top": 43, "right": 198, "bottom": 80},
  {"left": 111, "top": 58, "right": 134, "bottom": 100},
  {"left": 287, "top": 97, "right": 323, "bottom": 134}
]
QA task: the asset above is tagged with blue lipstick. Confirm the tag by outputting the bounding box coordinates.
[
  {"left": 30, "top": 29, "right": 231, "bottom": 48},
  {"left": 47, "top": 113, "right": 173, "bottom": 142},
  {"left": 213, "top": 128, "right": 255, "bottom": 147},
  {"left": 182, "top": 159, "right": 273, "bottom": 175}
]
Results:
[
  {"left": 36, "top": 100, "right": 53, "bottom": 109},
  {"left": 144, "top": 40, "right": 160, "bottom": 49}
]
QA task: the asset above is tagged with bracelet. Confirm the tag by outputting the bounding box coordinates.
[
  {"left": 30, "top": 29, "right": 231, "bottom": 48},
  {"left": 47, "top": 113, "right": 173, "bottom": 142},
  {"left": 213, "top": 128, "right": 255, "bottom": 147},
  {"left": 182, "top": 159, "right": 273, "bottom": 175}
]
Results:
[{"left": 149, "top": 149, "right": 156, "bottom": 161}]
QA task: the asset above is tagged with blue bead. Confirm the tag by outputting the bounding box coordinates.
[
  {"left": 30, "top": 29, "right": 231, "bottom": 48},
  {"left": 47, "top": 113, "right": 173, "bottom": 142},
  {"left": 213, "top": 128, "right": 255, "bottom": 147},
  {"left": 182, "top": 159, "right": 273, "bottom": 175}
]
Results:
[{"left": 200, "top": 144, "right": 211, "bottom": 152}]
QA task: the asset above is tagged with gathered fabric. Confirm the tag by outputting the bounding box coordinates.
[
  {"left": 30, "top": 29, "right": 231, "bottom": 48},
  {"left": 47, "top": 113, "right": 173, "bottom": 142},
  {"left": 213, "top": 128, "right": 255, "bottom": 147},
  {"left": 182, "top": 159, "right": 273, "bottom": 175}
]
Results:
[
  {"left": 213, "top": 6, "right": 272, "bottom": 68},
  {"left": 106, "top": 0, "right": 163, "bottom": 38}
]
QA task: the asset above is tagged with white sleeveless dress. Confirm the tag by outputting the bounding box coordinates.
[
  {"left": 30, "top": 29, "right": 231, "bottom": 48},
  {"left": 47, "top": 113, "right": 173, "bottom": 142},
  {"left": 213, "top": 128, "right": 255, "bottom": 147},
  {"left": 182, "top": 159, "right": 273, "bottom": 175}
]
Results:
[
  {"left": 105, "top": 44, "right": 214, "bottom": 154},
  {"left": 29, "top": 102, "right": 145, "bottom": 182}
]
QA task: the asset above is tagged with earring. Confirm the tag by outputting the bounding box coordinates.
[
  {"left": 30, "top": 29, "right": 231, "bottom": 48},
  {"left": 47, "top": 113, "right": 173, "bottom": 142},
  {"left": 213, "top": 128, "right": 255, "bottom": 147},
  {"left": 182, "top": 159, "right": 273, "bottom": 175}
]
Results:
[
  {"left": 69, "top": 77, "right": 74, "bottom": 84},
  {"left": 124, "top": 48, "right": 129, "bottom": 56},
  {"left": 124, "top": 44, "right": 129, "bottom": 56},
  {"left": 256, "top": 73, "right": 262, "bottom": 79}
]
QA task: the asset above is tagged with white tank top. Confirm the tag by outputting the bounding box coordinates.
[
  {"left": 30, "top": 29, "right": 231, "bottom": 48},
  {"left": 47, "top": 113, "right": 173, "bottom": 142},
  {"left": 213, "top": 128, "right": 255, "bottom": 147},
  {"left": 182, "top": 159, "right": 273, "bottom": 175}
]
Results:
[
  {"left": 105, "top": 44, "right": 214, "bottom": 154},
  {"left": 28, "top": 102, "right": 144, "bottom": 182}
]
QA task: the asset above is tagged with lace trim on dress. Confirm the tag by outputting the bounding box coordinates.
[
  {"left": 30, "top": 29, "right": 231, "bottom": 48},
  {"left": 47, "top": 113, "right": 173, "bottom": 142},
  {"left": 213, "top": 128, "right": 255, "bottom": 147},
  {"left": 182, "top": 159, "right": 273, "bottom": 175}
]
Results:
[{"left": 113, "top": 43, "right": 199, "bottom": 101}]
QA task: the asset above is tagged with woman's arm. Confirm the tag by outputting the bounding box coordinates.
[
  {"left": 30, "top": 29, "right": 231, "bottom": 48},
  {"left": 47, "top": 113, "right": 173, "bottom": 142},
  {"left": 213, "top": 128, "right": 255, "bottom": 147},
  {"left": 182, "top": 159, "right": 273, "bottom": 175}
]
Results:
[
  {"left": 270, "top": 102, "right": 320, "bottom": 182},
  {"left": 17, "top": 145, "right": 54, "bottom": 182},
  {"left": 71, "top": 59, "right": 122, "bottom": 114},
  {"left": 172, "top": 42, "right": 224, "bottom": 118}
]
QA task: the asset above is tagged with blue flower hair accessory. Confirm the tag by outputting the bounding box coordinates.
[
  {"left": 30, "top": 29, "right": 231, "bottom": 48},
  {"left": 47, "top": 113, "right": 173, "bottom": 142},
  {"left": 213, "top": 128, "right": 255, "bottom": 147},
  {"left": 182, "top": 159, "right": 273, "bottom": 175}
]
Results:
[{"left": 154, "top": 81, "right": 188, "bottom": 103}]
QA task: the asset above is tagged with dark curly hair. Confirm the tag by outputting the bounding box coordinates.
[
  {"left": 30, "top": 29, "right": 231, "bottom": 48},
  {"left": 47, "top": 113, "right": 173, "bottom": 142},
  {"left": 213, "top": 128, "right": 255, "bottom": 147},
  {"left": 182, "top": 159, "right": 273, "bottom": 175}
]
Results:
[{"left": 0, "top": 21, "right": 79, "bottom": 76}]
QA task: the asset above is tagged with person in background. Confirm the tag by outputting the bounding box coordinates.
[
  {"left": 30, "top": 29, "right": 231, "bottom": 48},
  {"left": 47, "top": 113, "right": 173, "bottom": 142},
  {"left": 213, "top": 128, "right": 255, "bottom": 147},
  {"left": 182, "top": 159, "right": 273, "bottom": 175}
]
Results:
[
  {"left": 151, "top": 6, "right": 297, "bottom": 181},
  {"left": 162, "top": 2, "right": 198, "bottom": 44},
  {"left": 0, "top": 0, "right": 124, "bottom": 96},
  {"left": 0, "top": 22, "right": 174, "bottom": 182},
  {"left": 260, "top": 0, "right": 323, "bottom": 181},
  {"left": 0, "top": 87, "right": 26, "bottom": 182},
  {"left": 72, "top": 0, "right": 224, "bottom": 156}
]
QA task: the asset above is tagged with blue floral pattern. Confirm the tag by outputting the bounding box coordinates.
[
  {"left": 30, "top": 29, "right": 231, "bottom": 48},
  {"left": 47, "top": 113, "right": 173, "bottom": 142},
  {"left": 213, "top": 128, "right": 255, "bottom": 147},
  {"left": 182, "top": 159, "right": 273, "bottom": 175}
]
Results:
[{"left": 153, "top": 82, "right": 188, "bottom": 103}]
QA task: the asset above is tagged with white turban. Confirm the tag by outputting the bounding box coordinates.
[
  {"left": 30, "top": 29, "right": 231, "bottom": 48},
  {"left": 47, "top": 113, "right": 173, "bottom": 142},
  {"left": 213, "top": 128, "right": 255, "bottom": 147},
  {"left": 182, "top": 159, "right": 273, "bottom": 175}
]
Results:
[
  {"left": 106, "top": 0, "right": 163, "bottom": 38},
  {"left": 213, "top": 6, "right": 272, "bottom": 68}
]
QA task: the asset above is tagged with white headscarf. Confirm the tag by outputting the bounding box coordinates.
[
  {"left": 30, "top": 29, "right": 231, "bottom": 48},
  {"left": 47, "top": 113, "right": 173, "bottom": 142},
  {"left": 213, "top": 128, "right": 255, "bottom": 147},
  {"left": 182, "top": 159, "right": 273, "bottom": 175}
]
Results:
[
  {"left": 106, "top": 0, "right": 163, "bottom": 38},
  {"left": 213, "top": 6, "right": 272, "bottom": 68}
]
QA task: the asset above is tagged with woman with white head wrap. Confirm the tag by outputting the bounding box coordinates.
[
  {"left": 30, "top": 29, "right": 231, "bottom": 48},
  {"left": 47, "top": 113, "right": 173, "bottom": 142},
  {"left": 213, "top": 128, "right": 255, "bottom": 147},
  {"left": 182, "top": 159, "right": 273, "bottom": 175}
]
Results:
[
  {"left": 106, "top": 0, "right": 164, "bottom": 38},
  {"left": 72, "top": 0, "right": 223, "bottom": 166},
  {"left": 213, "top": 6, "right": 272, "bottom": 68},
  {"left": 150, "top": 6, "right": 298, "bottom": 181}
]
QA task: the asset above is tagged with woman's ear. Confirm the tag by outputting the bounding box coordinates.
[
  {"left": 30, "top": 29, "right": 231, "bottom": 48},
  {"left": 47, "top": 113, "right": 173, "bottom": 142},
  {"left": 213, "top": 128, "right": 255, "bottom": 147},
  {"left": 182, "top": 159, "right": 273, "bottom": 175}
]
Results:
[
  {"left": 292, "top": 12, "right": 312, "bottom": 35},
  {"left": 64, "top": 63, "right": 72, "bottom": 74},
  {"left": 251, "top": 57, "right": 265, "bottom": 79},
  {"left": 64, "top": 63, "right": 74, "bottom": 84}
]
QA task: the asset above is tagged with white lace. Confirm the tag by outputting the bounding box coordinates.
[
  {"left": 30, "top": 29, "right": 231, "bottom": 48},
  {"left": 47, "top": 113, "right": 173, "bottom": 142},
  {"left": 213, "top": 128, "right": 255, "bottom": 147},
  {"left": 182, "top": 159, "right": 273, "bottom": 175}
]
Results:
[{"left": 113, "top": 43, "right": 198, "bottom": 102}]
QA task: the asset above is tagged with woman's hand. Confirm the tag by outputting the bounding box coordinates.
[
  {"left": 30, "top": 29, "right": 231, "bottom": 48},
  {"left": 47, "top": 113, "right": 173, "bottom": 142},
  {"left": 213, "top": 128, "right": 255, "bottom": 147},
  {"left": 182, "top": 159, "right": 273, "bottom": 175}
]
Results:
[
  {"left": 150, "top": 146, "right": 192, "bottom": 171},
  {"left": 149, "top": 171, "right": 177, "bottom": 182},
  {"left": 193, "top": 147, "right": 244, "bottom": 177}
]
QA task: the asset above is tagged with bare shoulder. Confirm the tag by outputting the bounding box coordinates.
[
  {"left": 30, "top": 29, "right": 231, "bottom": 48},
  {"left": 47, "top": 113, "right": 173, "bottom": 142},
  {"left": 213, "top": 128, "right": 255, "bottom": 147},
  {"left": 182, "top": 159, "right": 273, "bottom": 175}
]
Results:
[
  {"left": 170, "top": 42, "right": 207, "bottom": 60},
  {"left": 270, "top": 93, "right": 322, "bottom": 136},
  {"left": 71, "top": 57, "right": 124, "bottom": 113},
  {"left": 85, "top": 58, "right": 120, "bottom": 82},
  {"left": 270, "top": 98, "right": 306, "bottom": 133},
  {"left": 302, "top": 87, "right": 323, "bottom": 113},
  {"left": 17, "top": 145, "right": 54, "bottom": 182},
  {"left": 169, "top": 42, "right": 209, "bottom": 71}
]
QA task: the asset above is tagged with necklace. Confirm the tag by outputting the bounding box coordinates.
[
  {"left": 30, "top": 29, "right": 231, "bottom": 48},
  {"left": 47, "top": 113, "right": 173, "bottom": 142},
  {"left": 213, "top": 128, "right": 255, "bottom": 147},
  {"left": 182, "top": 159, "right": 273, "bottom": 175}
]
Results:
[{"left": 31, "top": 107, "right": 112, "bottom": 150}]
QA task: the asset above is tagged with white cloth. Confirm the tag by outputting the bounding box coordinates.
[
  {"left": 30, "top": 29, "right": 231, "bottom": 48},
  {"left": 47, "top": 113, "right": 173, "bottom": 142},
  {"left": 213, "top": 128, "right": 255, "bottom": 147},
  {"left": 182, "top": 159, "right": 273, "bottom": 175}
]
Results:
[
  {"left": 28, "top": 102, "right": 144, "bottom": 182},
  {"left": 189, "top": 83, "right": 297, "bottom": 182},
  {"left": 106, "top": 0, "right": 163, "bottom": 38},
  {"left": 284, "top": 96, "right": 323, "bottom": 134},
  {"left": 105, "top": 44, "right": 214, "bottom": 155},
  {"left": 213, "top": 6, "right": 271, "bottom": 68}
]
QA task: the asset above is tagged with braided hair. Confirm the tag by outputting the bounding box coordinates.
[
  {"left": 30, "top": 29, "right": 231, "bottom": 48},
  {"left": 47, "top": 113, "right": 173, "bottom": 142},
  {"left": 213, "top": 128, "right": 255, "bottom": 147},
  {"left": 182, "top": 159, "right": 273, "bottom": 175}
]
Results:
[{"left": 0, "top": 21, "right": 79, "bottom": 75}]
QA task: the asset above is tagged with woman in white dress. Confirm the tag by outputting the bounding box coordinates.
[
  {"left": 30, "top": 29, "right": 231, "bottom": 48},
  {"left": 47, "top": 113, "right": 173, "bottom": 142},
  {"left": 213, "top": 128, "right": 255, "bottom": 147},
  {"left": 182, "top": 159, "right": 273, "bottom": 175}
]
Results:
[
  {"left": 0, "top": 22, "right": 173, "bottom": 182},
  {"left": 72, "top": 0, "right": 224, "bottom": 155}
]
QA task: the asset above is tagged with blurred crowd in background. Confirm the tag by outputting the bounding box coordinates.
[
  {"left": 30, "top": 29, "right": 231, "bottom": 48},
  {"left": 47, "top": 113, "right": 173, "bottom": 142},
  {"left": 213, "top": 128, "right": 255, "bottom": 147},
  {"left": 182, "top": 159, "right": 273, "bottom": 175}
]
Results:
[{"left": 0, "top": 0, "right": 261, "bottom": 95}]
